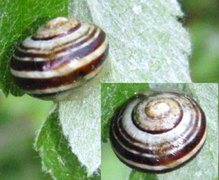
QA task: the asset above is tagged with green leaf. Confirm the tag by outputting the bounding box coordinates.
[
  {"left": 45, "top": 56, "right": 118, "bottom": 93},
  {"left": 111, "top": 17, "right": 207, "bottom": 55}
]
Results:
[
  {"left": 60, "top": 0, "right": 192, "bottom": 176},
  {"left": 102, "top": 141, "right": 132, "bottom": 180},
  {"left": 129, "top": 171, "right": 158, "bottom": 180},
  {"left": 35, "top": 108, "right": 100, "bottom": 180},
  {"left": 0, "top": 0, "right": 68, "bottom": 96},
  {"left": 69, "top": 0, "right": 191, "bottom": 83},
  {"left": 101, "top": 83, "right": 149, "bottom": 142}
]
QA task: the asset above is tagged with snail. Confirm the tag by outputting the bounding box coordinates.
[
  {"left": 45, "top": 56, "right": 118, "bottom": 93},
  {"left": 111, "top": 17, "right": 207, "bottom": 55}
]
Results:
[
  {"left": 110, "top": 91, "right": 206, "bottom": 173},
  {"left": 10, "top": 17, "right": 109, "bottom": 100}
]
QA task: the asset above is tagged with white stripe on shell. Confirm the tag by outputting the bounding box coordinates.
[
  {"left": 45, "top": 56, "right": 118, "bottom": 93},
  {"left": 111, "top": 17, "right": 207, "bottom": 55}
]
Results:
[
  {"left": 135, "top": 98, "right": 181, "bottom": 130},
  {"left": 22, "top": 23, "right": 90, "bottom": 50},
  {"left": 112, "top": 124, "right": 158, "bottom": 158},
  {"left": 122, "top": 94, "right": 194, "bottom": 144},
  {"left": 16, "top": 25, "right": 96, "bottom": 55},
  {"left": 10, "top": 36, "right": 108, "bottom": 78},
  {"left": 14, "top": 26, "right": 99, "bottom": 62}
]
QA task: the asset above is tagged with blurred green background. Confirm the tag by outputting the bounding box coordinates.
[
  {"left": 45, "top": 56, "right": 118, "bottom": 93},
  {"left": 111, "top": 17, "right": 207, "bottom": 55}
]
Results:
[
  {"left": 0, "top": 92, "right": 52, "bottom": 180},
  {"left": 0, "top": 1, "right": 218, "bottom": 180},
  {"left": 182, "top": 0, "right": 219, "bottom": 83}
]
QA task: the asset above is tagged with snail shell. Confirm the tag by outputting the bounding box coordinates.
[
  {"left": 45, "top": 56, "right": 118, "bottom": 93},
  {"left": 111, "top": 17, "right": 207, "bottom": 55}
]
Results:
[
  {"left": 10, "top": 17, "right": 109, "bottom": 100},
  {"left": 110, "top": 92, "right": 206, "bottom": 173}
]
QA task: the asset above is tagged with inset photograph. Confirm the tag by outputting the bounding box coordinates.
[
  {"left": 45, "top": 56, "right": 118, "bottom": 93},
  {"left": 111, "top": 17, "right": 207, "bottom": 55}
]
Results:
[{"left": 101, "top": 83, "right": 218, "bottom": 180}]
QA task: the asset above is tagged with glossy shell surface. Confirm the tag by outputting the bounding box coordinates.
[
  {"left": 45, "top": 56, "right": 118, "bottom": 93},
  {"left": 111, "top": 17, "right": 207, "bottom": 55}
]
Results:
[
  {"left": 110, "top": 92, "right": 207, "bottom": 173},
  {"left": 10, "top": 17, "right": 108, "bottom": 100}
]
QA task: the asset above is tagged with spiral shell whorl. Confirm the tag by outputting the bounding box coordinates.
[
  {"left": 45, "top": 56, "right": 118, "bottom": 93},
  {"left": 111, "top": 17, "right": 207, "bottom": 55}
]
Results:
[
  {"left": 110, "top": 92, "right": 206, "bottom": 173},
  {"left": 10, "top": 17, "right": 108, "bottom": 100}
]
